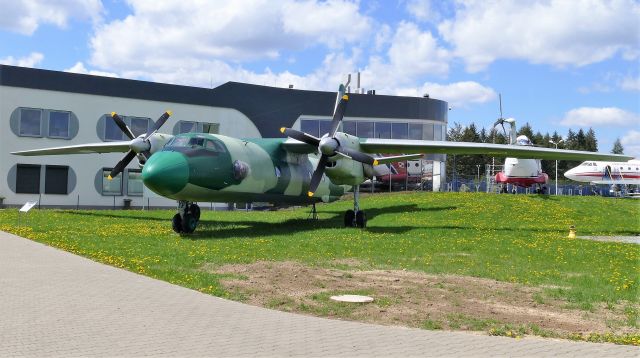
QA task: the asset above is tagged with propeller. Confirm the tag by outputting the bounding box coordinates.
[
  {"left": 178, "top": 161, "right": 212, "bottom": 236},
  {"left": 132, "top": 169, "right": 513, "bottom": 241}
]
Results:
[
  {"left": 493, "top": 94, "right": 507, "bottom": 137},
  {"left": 280, "top": 82, "right": 378, "bottom": 197},
  {"left": 107, "top": 111, "right": 172, "bottom": 180}
]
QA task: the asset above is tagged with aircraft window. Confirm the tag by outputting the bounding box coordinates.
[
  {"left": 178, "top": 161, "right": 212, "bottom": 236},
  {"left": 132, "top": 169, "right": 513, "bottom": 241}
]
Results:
[
  {"left": 205, "top": 140, "right": 226, "bottom": 152},
  {"left": 168, "top": 136, "right": 190, "bottom": 147}
]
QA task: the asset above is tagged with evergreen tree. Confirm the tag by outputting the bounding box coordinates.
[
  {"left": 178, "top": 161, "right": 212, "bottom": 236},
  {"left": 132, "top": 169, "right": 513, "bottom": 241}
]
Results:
[
  {"left": 517, "top": 122, "right": 534, "bottom": 140},
  {"left": 611, "top": 138, "right": 624, "bottom": 154},
  {"left": 576, "top": 129, "right": 587, "bottom": 150},
  {"left": 585, "top": 128, "right": 598, "bottom": 152}
]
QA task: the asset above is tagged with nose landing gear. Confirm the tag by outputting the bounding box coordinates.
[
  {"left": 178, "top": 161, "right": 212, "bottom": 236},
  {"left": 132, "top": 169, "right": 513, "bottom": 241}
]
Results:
[
  {"left": 173, "top": 201, "right": 201, "bottom": 234},
  {"left": 344, "top": 185, "right": 367, "bottom": 228}
]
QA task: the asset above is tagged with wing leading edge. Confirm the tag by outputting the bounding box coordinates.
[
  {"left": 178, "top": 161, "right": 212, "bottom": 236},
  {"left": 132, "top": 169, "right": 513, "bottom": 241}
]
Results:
[
  {"left": 359, "top": 139, "right": 634, "bottom": 162},
  {"left": 11, "top": 141, "right": 131, "bottom": 156}
]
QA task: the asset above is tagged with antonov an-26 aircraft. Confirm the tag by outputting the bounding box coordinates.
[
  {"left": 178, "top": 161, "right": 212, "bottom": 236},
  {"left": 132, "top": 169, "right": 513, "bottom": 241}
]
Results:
[{"left": 13, "top": 82, "right": 633, "bottom": 234}]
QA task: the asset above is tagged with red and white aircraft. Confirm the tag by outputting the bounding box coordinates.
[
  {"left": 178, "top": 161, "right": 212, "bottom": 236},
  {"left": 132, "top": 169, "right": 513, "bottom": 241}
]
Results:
[
  {"left": 493, "top": 118, "right": 548, "bottom": 193},
  {"left": 564, "top": 159, "right": 640, "bottom": 185}
]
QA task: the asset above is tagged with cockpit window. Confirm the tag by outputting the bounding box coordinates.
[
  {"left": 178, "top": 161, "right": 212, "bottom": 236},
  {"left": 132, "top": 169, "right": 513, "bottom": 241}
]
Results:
[{"left": 167, "top": 136, "right": 226, "bottom": 152}]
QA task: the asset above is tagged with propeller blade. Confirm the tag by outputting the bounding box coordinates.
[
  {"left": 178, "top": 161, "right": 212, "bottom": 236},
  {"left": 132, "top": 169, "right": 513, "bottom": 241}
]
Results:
[
  {"left": 111, "top": 112, "right": 135, "bottom": 140},
  {"left": 108, "top": 150, "right": 137, "bottom": 180},
  {"left": 280, "top": 127, "right": 320, "bottom": 146},
  {"left": 336, "top": 147, "right": 378, "bottom": 165},
  {"left": 146, "top": 111, "right": 172, "bottom": 138},
  {"left": 308, "top": 155, "right": 329, "bottom": 197},
  {"left": 329, "top": 94, "right": 349, "bottom": 136}
]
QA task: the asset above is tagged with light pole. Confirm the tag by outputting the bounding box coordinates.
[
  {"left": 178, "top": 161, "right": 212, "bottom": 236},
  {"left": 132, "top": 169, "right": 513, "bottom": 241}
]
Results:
[{"left": 549, "top": 139, "right": 564, "bottom": 195}]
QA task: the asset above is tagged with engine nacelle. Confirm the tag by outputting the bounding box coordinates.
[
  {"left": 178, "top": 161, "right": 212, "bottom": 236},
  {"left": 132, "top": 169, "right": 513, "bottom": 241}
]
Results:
[{"left": 325, "top": 157, "right": 366, "bottom": 185}]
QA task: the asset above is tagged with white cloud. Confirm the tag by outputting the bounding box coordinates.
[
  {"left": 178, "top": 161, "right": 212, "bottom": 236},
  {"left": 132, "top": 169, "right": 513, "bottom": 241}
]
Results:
[
  {"left": 406, "top": 0, "right": 441, "bottom": 23},
  {"left": 0, "top": 52, "right": 44, "bottom": 67},
  {"left": 395, "top": 81, "right": 496, "bottom": 107},
  {"left": 560, "top": 107, "right": 640, "bottom": 127},
  {"left": 620, "top": 130, "right": 640, "bottom": 158},
  {"left": 620, "top": 75, "right": 640, "bottom": 91},
  {"left": 90, "top": 0, "right": 371, "bottom": 71},
  {"left": 0, "top": 0, "right": 103, "bottom": 35},
  {"left": 439, "top": 0, "right": 640, "bottom": 72},
  {"left": 64, "top": 62, "right": 118, "bottom": 78}
]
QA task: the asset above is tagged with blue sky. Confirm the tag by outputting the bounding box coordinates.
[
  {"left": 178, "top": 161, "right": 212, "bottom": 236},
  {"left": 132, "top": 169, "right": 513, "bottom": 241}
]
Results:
[{"left": 1, "top": 0, "right": 638, "bottom": 157}]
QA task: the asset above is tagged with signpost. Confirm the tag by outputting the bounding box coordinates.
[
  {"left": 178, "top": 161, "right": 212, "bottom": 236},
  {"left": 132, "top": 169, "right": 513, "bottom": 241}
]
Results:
[{"left": 18, "top": 200, "right": 38, "bottom": 226}]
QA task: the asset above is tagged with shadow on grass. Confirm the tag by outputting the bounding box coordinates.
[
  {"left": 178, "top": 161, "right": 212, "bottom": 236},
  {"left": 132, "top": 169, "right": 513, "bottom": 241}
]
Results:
[{"left": 61, "top": 210, "right": 170, "bottom": 222}]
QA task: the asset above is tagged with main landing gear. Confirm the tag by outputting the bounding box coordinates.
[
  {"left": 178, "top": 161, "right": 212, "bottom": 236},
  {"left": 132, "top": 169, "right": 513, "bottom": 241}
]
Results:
[
  {"left": 344, "top": 185, "right": 367, "bottom": 228},
  {"left": 173, "top": 201, "right": 201, "bottom": 234}
]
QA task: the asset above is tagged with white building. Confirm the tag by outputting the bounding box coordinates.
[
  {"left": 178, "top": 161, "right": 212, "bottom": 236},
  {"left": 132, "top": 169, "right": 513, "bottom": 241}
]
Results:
[{"left": 0, "top": 65, "right": 448, "bottom": 208}]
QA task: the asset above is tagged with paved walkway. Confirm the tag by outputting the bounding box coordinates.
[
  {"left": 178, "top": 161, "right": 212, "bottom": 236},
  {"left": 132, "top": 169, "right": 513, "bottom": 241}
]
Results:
[{"left": 1, "top": 231, "right": 637, "bottom": 357}]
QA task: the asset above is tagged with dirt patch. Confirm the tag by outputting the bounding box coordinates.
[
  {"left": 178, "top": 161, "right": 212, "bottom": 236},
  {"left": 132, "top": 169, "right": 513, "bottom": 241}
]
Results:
[{"left": 206, "top": 261, "right": 638, "bottom": 337}]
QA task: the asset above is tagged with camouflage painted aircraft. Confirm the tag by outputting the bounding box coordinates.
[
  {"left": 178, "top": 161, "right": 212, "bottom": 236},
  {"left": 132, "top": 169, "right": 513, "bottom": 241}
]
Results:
[{"left": 13, "top": 82, "right": 633, "bottom": 234}]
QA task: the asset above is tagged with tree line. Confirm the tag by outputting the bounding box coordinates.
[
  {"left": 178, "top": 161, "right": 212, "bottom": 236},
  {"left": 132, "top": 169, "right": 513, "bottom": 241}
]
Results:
[{"left": 444, "top": 122, "right": 623, "bottom": 181}]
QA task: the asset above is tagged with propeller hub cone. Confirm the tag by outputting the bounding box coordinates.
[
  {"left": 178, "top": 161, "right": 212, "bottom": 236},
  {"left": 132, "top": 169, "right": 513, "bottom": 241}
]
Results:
[
  {"left": 130, "top": 137, "right": 150, "bottom": 153},
  {"left": 319, "top": 137, "right": 338, "bottom": 156}
]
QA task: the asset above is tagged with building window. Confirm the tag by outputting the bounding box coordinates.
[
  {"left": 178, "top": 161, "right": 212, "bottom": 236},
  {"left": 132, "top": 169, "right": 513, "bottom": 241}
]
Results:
[
  {"left": 127, "top": 169, "right": 143, "bottom": 196},
  {"left": 45, "top": 165, "right": 69, "bottom": 194},
  {"left": 203, "top": 123, "right": 219, "bottom": 134},
  {"left": 301, "top": 120, "right": 319, "bottom": 137},
  {"left": 391, "top": 123, "right": 408, "bottom": 139},
  {"left": 179, "top": 121, "right": 197, "bottom": 133},
  {"left": 105, "top": 117, "right": 124, "bottom": 141},
  {"left": 409, "top": 123, "right": 422, "bottom": 140},
  {"left": 130, "top": 117, "right": 150, "bottom": 137},
  {"left": 19, "top": 108, "right": 42, "bottom": 136},
  {"left": 16, "top": 164, "right": 41, "bottom": 194},
  {"left": 102, "top": 169, "right": 122, "bottom": 195},
  {"left": 423, "top": 123, "right": 434, "bottom": 140},
  {"left": 434, "top": 124, "right": 443, "bottom": 141},
  {"left": 356, "top": 121, "right": 374, "bottom": 138},
  {"left": 48, "top": 111, "right": 70, "bottom": 138},
  {"left": 375, "top": 122, "right": 391, "bottom": 139},
  {"left": 343, "top": 121, "right": 356, "bottom": 136},
  {"left": 319, "top": 120, "right": 332, "bottom": 137}
]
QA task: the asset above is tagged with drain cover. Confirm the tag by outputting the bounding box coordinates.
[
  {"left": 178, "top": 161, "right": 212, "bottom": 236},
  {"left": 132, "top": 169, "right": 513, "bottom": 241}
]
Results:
[{"left": 330, "top": 295, "right": 374, "bottom": 303}]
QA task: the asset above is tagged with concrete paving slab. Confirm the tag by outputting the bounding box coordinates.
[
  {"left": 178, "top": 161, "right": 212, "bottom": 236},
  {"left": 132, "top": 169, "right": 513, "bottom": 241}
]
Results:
[{"left": 1, "top": 230, "right": 638, "bottom": 357}]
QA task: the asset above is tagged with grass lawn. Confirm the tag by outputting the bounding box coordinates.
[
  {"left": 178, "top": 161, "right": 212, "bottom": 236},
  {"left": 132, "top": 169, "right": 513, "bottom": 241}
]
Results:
[{"left": 1, "top": 192, "right": 638, "bottom": 343}]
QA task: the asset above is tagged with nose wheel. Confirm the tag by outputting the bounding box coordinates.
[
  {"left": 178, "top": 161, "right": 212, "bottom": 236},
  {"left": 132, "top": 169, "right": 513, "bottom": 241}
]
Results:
[
  {"left": 344, "top": 185, "right": 367, "bottom": 228},
  {"left": 173, "top": 201, "right": 201, "bottom": 234}
]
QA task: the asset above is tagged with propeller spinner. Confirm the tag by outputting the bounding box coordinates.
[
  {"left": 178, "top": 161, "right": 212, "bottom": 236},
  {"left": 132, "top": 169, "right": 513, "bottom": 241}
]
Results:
[
  {"left": 107, "top": 111, "right": 172, "bottom": 180},
  {"left": 280, "top": 85, "right": 378, "bottom": 197}
]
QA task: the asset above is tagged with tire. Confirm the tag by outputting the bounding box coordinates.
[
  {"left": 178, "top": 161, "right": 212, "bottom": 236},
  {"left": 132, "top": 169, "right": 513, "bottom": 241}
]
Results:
[
  {"left": 190, "top": 203, "right": 201, "bottom": 221},
  {"left": 355, "top": 210, "right": 367, "bottom": 228},
  {"left": 344, "top": 209, "right": 355, "bottom": 227},
  {"left": 181, "top": 214, "right": 198, "bottom": 234},
  {"left": 172, "top": 213, "right": 182, "bottom": 233}
]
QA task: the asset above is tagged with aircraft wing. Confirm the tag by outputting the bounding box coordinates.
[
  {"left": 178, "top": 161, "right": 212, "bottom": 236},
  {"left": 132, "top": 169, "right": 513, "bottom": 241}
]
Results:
[
  {"left": 11, "top": 141, "right": 131, "bottom": 156},
  {"left": 359, "top": 139, "right": 634, "bottom": 162},
  {"left": 373, "top": 154, "right": 424, "bottom": 165},
  {"left": 281, "top": 139, "right": 317, "bottom": 154}
]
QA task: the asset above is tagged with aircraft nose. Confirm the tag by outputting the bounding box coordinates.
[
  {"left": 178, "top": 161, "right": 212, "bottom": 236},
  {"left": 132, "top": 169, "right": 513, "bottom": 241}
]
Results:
[
  {"left": 564, "top": 167, "right": 576, "bottom": 180},
  {"left": 142, "top": 151, "right": 189, "bottom": 196}
]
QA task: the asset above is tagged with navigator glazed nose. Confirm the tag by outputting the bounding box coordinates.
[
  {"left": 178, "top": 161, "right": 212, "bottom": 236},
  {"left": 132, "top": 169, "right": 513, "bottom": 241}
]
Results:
[{"left": 142, "top": 151, "right": 189, "bottom": 196}]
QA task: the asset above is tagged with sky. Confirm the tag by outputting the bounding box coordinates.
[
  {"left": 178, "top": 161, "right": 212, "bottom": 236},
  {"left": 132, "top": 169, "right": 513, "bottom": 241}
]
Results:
[{"left": 0, "top": 0, "right": 638, "bottom": 157}]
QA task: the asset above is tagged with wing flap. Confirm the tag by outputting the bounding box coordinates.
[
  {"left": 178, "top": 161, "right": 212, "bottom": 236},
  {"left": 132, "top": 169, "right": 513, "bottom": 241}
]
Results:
[
  {"left": 374, "top": 154, "right": 424, "bottom": 165},
  {"left": 11, "top": 141, "right": 132, "bottom": 156},
  {"left": 359, "top": 139, "right": 634, "bottom": 162}
]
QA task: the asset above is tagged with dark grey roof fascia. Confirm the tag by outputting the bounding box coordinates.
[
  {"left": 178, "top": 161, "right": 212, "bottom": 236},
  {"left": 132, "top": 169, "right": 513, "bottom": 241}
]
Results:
[{"left": 0, "top": 65, "right": 448, "bottom": 137}]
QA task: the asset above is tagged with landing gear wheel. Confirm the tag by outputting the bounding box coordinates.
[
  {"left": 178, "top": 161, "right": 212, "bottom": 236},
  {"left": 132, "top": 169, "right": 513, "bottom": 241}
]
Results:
[
  {"left": 181, "top": 213, "right": 198, "bottom": 234},
  {"left": 172, "top": 213, "right": 183, "bottom": 233},
  {"left": 344, "top": 209, "right": 355, "bottom": 227},
  {"left": 189, "top": 203, "right": 201, "bottom": 221},
  {"left": 355, "top": 210, "right": 367, "bottom": 228}
]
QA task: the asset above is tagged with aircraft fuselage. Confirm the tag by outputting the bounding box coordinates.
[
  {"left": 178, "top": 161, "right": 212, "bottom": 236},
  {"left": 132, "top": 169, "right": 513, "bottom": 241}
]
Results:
[{"left": 141, "top": 133, "right": 348, "bottom": 204}]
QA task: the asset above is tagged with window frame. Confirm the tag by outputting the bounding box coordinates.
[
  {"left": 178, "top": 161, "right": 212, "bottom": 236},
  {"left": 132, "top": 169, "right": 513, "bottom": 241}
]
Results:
[
  {"left": 129, "top": 117, "right": 151, "bottom": 138},
  {"left": 104, "top": 116, "right": 124, "bottom": 141},
  {"left": 19, "top": 108, "right": 43, "bottom": 137},
  {"left": 101, "top": 168, "right": 123, "bottom": 196},
  {"left": 126, "top": 169, "right": 144, "bottom": 196},
  {"left": 44, "top": 165, "right": 69, "bottom": 195},
  {"left": 179, "top": 121, "right": 198, "bottom": 134},
  {"left": 47, "top": 111, "right": 71, "bottom": 139},
  {"left": 16, "top": 164, "right": 42, "bottom": 194}
]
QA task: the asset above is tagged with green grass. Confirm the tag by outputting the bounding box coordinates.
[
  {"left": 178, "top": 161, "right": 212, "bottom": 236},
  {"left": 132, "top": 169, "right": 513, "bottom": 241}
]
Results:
[{"left": 0, "top": 192, "right": 638, "bottom": 307}]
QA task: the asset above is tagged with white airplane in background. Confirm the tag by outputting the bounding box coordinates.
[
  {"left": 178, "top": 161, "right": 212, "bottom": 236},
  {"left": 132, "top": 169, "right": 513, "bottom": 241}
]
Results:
[
  {"left": 493, "top": 117, "right": 548, "bottom": 193},
  {"left": 564, "top": 159, "right": 640, "bottom": 185}
]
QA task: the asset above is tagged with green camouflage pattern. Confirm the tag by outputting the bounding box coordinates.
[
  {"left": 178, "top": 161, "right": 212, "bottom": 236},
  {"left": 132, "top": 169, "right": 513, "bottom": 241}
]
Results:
[{"left": 142, "top": 133, "right": 349, "bottom": 204}]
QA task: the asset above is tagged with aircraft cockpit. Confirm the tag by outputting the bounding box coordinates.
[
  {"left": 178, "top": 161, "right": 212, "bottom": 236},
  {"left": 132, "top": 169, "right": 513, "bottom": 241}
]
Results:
[{"left": 166, "top": 135, "right": 226, "bottom": 152}]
